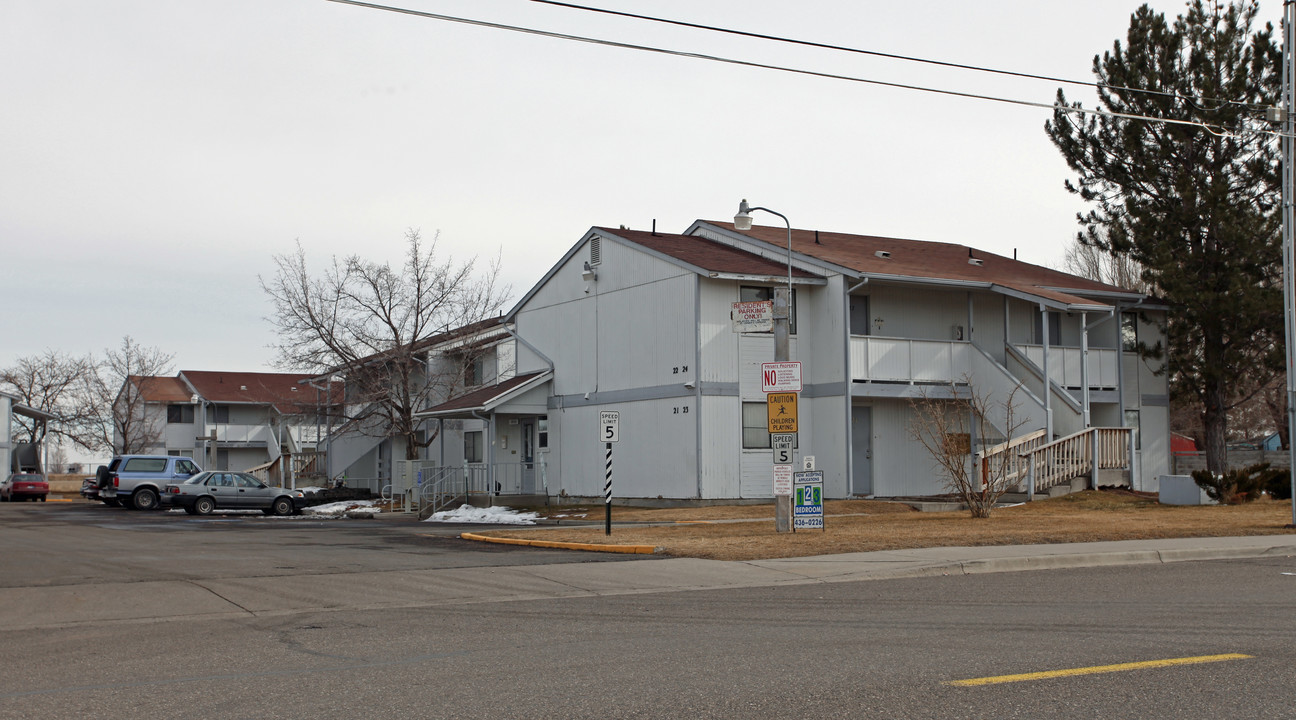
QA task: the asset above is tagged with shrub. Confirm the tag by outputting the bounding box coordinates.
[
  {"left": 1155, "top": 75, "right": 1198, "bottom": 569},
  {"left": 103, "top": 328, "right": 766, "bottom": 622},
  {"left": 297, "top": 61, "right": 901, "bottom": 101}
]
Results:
[
  {"left": 1192, "top": 463, "right": 1284, "bottom": 505},
  {"left": 1265, "top": 470, "right": 1294, "bottom": 500}
]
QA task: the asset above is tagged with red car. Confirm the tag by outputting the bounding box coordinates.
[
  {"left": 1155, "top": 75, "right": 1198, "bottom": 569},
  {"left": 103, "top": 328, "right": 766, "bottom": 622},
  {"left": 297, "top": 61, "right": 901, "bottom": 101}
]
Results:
[{"left": 1, "top": 474, "right": 49, "bottom": 502}]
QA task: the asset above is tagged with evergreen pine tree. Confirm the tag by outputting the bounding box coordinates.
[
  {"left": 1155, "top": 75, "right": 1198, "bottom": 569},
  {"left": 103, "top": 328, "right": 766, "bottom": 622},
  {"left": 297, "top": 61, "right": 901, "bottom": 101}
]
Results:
[{"left": 1045, "top": 0, "right": 1284, "bottom": 472}]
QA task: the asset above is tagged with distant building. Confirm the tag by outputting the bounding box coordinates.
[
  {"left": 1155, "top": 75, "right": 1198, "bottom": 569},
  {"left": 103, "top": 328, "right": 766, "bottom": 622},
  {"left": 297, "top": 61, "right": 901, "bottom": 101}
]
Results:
[
  {"left": 1, "top": 391, "right": 57, "bottom": 476},
  {"left": 117, "top": 371, "right": 340, "bottom": 485}
]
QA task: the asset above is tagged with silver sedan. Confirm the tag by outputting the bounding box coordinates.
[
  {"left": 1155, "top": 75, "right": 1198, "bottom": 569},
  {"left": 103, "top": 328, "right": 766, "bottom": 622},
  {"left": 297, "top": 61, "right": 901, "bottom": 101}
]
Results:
[{"left": 164, "top": 471, "right": 305, "bottom": 516}]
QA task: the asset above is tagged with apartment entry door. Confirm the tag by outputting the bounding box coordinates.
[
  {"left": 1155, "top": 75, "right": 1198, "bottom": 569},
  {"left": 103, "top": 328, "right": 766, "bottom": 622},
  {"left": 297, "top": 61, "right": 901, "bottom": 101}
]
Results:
[
  {"left": 521, "top": 420, "right": 536, "bottom": 494},
  {"left": 851, "top": 406, "right": 873, "bottom": 496}
]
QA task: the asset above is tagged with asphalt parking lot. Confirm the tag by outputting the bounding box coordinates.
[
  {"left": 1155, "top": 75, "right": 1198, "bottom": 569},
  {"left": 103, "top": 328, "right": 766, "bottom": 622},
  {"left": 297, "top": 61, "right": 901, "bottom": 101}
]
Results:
[{"left": 0, "top": 498, "right": 642, "bottom": 590}]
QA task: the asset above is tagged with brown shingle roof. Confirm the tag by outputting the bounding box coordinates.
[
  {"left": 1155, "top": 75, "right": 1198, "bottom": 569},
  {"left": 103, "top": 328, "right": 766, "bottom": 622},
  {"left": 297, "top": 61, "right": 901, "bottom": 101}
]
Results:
[
  {"left": 180, "top": 371, "right": 340, "bottom": 414},
  {"left": 132, "top": 376, "right": 192, "bottom": 404},
  {"left": 712, "top": 222, "right": 1136, "bottom": 306},
  {"left": 420, "top": 372, "right": 549, "bottom": 415},
  {"left": 597, "top": 228, "right": 820, "bottom": 279}
]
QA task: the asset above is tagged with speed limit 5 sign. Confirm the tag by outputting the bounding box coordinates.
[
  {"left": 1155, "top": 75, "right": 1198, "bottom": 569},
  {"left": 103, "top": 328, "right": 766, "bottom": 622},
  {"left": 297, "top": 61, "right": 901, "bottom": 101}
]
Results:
[{"left": 599, "top": 410, "right": 620, "bottom": 443}]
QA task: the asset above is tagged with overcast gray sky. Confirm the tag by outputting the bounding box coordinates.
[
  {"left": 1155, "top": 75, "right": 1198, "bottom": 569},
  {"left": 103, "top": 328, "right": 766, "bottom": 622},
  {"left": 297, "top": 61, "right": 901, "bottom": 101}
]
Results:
[{"left": 3, "top": 0, "right": 1281, "bottom": 374}]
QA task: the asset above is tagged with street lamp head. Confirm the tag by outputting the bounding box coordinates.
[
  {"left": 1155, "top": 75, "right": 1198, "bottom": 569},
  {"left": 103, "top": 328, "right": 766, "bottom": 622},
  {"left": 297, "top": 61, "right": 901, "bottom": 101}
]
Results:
[{"left": 734, "top": 199, "right": 754, "bottom": 231}]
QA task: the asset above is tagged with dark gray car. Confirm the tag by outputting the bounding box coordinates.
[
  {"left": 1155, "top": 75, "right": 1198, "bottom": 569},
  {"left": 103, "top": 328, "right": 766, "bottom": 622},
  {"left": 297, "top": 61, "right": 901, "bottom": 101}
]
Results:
[{"left": 164, "top": 471, "right": 305, "bottom": 516}]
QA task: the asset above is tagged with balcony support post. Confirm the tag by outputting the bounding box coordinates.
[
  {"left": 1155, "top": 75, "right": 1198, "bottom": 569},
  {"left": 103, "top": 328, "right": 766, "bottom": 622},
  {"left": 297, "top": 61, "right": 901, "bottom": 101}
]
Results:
[
  {"left": 1040, "top": 304, "right": 1052, "bottom": 440},
  {"left": 1080, "top": 311, "right": 1091, "bottom": 429}
]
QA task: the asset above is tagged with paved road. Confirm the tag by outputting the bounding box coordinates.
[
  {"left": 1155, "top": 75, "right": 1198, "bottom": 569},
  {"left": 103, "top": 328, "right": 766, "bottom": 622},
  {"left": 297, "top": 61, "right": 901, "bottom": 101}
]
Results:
[{"left": 3, "top": 502, "right": 1295, "bottom": 719}]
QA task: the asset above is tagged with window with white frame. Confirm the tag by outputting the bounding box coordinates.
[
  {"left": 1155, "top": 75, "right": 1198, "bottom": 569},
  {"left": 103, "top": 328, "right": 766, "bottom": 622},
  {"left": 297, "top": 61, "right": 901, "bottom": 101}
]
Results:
[
  {"left": 464, "top": 356, "right": 487, "bottom": 387},
  {"left": 742, "top": 403, "right": 769, "bottom": 449},
  {"left": 167, "top": 404, "right": 194, "bottom": 424},
  {"left": 1121, "top": 313, "right": 1139, "bottom": 352},
  {"left": 464, "top": 430, "right": 484, "bottom": 463},
  {"left": 1124, "top": 409, "right": 1141, "bottom": 450}
]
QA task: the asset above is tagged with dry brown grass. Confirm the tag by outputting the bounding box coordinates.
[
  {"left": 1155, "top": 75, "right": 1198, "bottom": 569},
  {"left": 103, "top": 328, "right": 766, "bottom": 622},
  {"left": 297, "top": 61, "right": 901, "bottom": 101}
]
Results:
[{"left": 480, "top": 491, "right": 1296, "bottom": 561}]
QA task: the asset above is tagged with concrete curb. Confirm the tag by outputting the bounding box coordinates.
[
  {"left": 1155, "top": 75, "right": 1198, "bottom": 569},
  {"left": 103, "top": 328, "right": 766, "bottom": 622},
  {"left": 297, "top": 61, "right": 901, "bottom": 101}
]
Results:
[
  {"left": 941, "top": 543, "right": 1296, "bottom": 577},
  {"left": 460, "top": 531, "right": 660, "bottom": 554}
]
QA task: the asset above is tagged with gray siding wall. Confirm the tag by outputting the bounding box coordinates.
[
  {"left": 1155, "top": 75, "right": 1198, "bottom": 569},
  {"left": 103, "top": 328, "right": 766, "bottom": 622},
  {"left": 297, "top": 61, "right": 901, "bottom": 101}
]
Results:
[
  {"left": 867, "top": 399, "right": 949, "bottom": 497},
  {"left": 869, "top": 286, "right": 968, "bottom": 342},
  {"left": 514, "top": 234, "right": 700, "bottom": 498}
]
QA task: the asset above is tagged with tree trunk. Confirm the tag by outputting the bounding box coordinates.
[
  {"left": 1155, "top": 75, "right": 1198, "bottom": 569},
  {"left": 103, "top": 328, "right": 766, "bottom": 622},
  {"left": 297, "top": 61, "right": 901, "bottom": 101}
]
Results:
[{"left": 1202, "top": 382, "right": 1229, "bottom": 474}]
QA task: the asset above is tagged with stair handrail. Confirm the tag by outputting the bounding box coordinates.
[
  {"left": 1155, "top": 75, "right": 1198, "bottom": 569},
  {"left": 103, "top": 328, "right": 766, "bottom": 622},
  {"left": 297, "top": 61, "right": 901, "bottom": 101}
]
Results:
[
  {"left": 1019, "top": 426, "right": 1133, "bottom": 500},
  {"left": 975, "top": 428, "right": 1048, "bottom": 489}
]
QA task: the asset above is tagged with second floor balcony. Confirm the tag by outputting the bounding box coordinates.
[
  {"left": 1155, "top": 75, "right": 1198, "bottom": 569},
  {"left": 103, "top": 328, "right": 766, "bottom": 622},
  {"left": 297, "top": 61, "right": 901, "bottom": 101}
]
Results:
[
  {"left": 212, "top": 423, "right": 274, "bottom": 446},
  {"left": 849, "top": 336, "right": 1121, "bottom": 389},
  {"left": 849, "top": 336, "right": 971, "bottom": 384}
]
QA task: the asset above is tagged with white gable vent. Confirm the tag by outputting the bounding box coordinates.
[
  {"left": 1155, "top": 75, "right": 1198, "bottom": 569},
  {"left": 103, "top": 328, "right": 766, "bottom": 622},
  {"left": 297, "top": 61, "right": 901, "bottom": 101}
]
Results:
[
  {"left": 590, "top": 236, "right": 602, "bottom": 266},
  {"left": 875, "top": 250, "right": 891, "bottom": 259}
]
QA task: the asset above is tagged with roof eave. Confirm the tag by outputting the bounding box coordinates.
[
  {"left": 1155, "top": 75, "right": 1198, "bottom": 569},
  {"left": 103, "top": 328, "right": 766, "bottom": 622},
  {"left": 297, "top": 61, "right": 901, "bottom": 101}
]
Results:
[
  {"left": 416, "top": 371, "right": 553, "bottom": 418},
  {"left": 705, "top": 272, "right": 827, "bottom": 285}
]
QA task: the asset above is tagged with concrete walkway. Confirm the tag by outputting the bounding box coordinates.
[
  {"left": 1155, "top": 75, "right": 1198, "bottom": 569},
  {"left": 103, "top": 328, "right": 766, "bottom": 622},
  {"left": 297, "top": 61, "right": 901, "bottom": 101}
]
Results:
[{"left": 5, "top": 534, "right": 1296, "bottom": 632}]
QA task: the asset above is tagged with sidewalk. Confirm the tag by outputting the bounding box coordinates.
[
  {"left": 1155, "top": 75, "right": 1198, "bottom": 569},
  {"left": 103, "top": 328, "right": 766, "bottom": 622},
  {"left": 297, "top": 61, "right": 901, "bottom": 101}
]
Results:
[{"left": 5, "top": 535, "right": 1295, "bottom": 632}]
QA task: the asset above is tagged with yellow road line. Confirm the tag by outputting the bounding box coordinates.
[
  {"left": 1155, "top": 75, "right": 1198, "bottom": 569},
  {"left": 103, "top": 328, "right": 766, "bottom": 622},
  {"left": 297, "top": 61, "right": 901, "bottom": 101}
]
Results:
[{"left": 947, "top": 653, "right": 1252, "bottom": 687}]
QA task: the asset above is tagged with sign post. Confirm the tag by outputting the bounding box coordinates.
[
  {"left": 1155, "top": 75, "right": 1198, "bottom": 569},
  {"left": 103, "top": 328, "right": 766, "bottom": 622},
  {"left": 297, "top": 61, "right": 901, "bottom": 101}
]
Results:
[
  {"left": 763, "top": 362, "right": 802, "bottom": 532},
  {"left": 599, "top": 411, "right": 619, "bottom": 535}
]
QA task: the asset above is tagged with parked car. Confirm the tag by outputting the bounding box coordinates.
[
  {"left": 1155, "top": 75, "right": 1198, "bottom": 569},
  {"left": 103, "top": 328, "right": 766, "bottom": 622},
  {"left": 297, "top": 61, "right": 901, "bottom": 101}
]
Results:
[
  {"left": 80, "top": 476, "right": 100, "bottom": 501},
  {"left": 1, "top": 473, "right": 49, "bottom": 502},
  {"left": 164, "top": 471, "right": 305, "bottom": 516},
  {"left": 99, "top": 455, "right": 202, "bottom": 511}
]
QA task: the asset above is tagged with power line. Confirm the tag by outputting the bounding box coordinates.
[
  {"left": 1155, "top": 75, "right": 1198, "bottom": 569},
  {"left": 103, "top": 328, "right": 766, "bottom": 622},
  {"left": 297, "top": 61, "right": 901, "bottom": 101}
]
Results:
[
  {"left": 325, "top": 0, "right": 1286, "bottom": 138},
  {"left": 530, "top": 0, "right": 1272, "bottom": 113}
]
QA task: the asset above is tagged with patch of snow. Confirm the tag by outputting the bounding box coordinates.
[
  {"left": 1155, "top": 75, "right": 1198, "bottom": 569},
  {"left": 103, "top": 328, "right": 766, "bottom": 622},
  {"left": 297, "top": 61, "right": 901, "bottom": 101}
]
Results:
[
  {"left": 296, "top": 486, "right": 326, "bottom": 494},
  {"left": 424, "top": 504, "right": 540, "bottom": 525},
  {"left": 302, "top": 499, "right": 382, "bottom": 516}
]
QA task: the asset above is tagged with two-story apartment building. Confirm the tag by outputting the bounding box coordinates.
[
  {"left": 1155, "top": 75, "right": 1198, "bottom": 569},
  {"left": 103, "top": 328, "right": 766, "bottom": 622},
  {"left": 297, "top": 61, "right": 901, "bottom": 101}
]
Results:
[
  {"left": 322, "top": 317, "right": 522, "bottom": 492},
  {"left": 117, "top": 371, "right": 339, "bottom": 484},
  {"left": 417, "top": 219, "right": 1167, "bottom": 501}
]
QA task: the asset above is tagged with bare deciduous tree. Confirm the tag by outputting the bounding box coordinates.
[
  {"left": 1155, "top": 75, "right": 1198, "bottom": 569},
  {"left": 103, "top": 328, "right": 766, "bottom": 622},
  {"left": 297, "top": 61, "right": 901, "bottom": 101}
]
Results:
[
  {"left": 261, "top": 229, "right": 509, "bottom": 462},
  {"left": 910, "top": 382, "right": 1025, "bottom": 518},
  {"left": 1061, "top": 237, "right": 1150, "bottom": 295},
  {"left": 2, "top": 349, "right": 95, "bottom": 449},
  {"left": 82, "top": 337, "right": 175, "bottom": 455},
  {"left": 4, "top": 340, "right": 174, "bottom": 457}
]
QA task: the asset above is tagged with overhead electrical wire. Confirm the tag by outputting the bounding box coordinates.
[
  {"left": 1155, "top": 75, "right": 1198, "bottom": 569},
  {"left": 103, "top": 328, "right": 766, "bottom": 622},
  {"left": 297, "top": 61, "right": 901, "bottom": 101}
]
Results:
[
  {"left": 325, "top": 0, "right": 1287, "bottom": 138},
  {"left": 529, "top": 0, "right": 1271, "bottom": 113}
]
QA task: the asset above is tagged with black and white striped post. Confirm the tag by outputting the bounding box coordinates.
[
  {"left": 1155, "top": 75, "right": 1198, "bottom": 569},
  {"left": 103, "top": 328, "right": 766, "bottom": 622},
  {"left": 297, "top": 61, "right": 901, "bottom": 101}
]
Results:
[
  {"left": 604, "top": 442, "right": 613, "bottom": 535},
  {"left": 599, "top": 410, "right": 619, "bottom": 536}
]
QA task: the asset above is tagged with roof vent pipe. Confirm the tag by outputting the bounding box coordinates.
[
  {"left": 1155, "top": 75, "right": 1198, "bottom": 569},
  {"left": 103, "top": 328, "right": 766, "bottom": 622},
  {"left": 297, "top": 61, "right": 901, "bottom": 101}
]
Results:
[
  {"left": 815, "top": 230, "right": 820, "bottom": 244},
  {"left": 652, "top": 219, "right": 657, "bottom": 236}
]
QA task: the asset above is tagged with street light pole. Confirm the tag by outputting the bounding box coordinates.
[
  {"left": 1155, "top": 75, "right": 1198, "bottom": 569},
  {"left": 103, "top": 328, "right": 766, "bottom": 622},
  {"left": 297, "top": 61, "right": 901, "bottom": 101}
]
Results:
[
  {"left": 1282, "top": 2, "right": 1296, "bottom": 527},
  {"left": 735, "top": 199, "right": 794, "bottom": 533}
]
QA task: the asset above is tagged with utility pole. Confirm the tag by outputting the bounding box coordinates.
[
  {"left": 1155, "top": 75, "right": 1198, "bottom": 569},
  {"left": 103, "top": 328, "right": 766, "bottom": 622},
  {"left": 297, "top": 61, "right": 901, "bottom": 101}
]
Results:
[
  {"left": 735, "top": 200, "right": 795, "bottom": 533},
  {"left": 1282, "top": 1, "right": 1296, "bottom": 527},
  {"left": 772, "top": 285, "right": 793, "bottom": 532}
]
